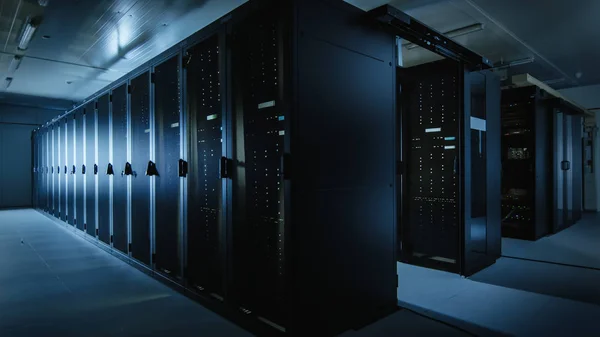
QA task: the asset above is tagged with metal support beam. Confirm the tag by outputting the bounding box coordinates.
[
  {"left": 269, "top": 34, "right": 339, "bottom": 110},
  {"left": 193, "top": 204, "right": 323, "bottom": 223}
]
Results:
[{"left": 368, "top": 4, "right": 492, "bottom": 70}]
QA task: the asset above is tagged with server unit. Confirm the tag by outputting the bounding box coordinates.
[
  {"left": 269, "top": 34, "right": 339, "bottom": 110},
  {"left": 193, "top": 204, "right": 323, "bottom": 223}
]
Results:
[
  {"left": 501, "top": 86, "right": 584, "bottom": 240},
  {"left": 28, "top": 0, "right": 502, "bottom": 334},
  {"left": 397, "top": 60, "right": 502, "bottom": 276}
]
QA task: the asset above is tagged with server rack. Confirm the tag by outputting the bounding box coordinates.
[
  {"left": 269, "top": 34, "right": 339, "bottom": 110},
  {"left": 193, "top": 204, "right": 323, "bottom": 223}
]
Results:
[
  {"left": 85, "top": 101, "right": 97, "bottom": 237},
  {"left": 397, "top": 60, "right": 501, "bottom": 276},
  {"left": 28, "top": 0, "right": 499, "bottom": 335},
  {"left": 501, "top": 87, "right": 584, "bottom": 240}
]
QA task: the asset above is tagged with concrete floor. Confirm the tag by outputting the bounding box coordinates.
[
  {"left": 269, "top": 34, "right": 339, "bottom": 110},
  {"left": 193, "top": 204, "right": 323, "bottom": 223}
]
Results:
[
  {"left": 3, "top": 209, "right": 599, "bottom": 336},
  {"left": 399, "top": 214, "right": 600, "bottom": 337},
  {"left": 0, "top": 209, "right": 475, "bottom": 337},
  {"left": 502, "top": 212, "right": 600, "bottom": 269}
]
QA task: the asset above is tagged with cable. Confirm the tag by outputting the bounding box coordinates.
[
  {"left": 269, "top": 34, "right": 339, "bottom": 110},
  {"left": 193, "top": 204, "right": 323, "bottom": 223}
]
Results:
[{"left": 501, "top": 255, "right": 600, "bottom": 272}]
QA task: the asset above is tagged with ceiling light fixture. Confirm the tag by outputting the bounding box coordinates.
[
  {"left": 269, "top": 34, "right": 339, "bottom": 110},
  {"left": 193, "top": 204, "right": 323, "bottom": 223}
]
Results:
[
  {"left": 38, "top": 0, "right": 49, "bottom": 7},
  {"left": 4, "top": 77, "right": 13, "bottom": 90},
  {"left": 404, "top": 23, "right": 485, "bottom": 50},
  {"left": 492, "top": 56, "right": 535, "bottom": 70},
  {"left": 18, "top": 22, "right": 39, "bottom": 50},
  {"left": 544, "top": 78, "right": 566, "bottom": 85},
  {"left": 7, "top": 56, "right": 23, "bottom": 74}
]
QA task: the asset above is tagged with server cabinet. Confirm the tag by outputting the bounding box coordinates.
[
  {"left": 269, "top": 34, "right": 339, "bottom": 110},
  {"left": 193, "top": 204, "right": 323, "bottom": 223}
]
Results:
[
  {"left": 32, "top": 133, "right": 37, "bottom": 208},
  {"left": 231, "top": 15, "right": 285, "bottom": 324},
  {"left": 501, "top": 87, "right": 552, "bottom": 240},
  {"left": 97, "top": 94, "right": 111, "bottom": 244},
  {"left": 85, "top": 102, "right": 97, "bottom": 237},
  {"left": 112, "top": 84, "right": 129, "bottom": 254},
  {"left": 66, "top": 115, "right": 75, "bottom": 225},
  {"left": 41, "top": 129, "right": 46, "bottom": 212},
  {"left": 56, "top": 124, "right": 62, "bottom": 219},
  {"left": 40, "top": 128, "right": 46, "bottom": 212},
  {"left": 156, "top": 55, "right": 184, "bottom": 278},
  {"left": 501, "top": 87, "right": 584, "bottom": 240},
  {"left": 50, "top": 125, "right": 55, "bottom": 216},
  {"left": 62, "top": 118, "right": 69, "bottom": 222},
  {"left": 75, "top": 110, "right": 85, "bottom": 230},
  {"left": 130, "top": 72, "right": 152, "bottom": 265},
  {"left": 398, "top": 60, "right": 501, "bottom": 275},
  {"left": 553, "top": 111, "right": 584, "bottom": 233},
  {"left": 185, "top": 37, "right": 224, "bottom": 293}
]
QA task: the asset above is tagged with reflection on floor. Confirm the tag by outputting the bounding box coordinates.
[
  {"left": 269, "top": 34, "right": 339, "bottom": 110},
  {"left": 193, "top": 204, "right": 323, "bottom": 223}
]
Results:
[
  {"left": 398, "top": 262, "right": 600, "bottom": 337},
  {"left": 471, "top": 257, "right": 600, "bottom": 306},
  {"left": 0, "top": 209, "right": 251, "bottom": 337},
  {"left": 502, "top": 212, "right": 600, "bottom": 269},
  {"left": 1, "top": 209, "right": 477, "bottom": 337}
]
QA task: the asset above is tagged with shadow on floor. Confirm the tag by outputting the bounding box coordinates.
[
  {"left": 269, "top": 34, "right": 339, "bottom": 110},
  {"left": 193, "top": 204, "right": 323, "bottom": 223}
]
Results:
[
  {"left": 470, "top": 257, "right": 600, "bottom": 306},
  {"left": 395, "top": 302, "right": 512, "bottom": 337}
]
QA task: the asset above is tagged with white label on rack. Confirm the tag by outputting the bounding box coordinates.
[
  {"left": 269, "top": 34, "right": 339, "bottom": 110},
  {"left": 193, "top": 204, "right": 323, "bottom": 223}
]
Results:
[
  {"left": 470, "top": 117, "right": 486, "bottom": 131},
  {"left": 425, "top": 127, "right": 441, "bottom": 133},
  {"left": 258, "top": 100, "right": 276, "bottom": 109}
]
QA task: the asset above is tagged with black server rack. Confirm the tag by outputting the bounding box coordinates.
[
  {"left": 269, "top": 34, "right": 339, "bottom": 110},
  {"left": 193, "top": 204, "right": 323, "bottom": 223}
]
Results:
[
  {"left": 155, "top": 54, "right": 184, "bottom": 279},
  {"left": 184, "top": 34, "right": 224, "bottom": 296},
  {"left": 398, "top": 60, "right": 501, "bottom": 276},
  {"left": 501, "top": 87, "right": 584, "bottom": 240},
  {"left": 75, "top": 109, "right": 85, "bottom": 230},
  {"left": 28, "top": 0, "right": 504, "bottom": 335},
  {"left": 68, "top": 115, "right": 76, "bottom": 226},
  {"left": 85, "top": 102, "right": 97, "bottom": 237},
  {"left": 61, "top": 118, "right": 68, "bottom": 222},
  {"left": 501, "top": 87, "right": 552, "bottom": 240},
  {"left": 97, "top": 94, "right": 111, "bottom": 244},
  {"left": 130, "top": 71, "right": 152, "bottom": 265},
  {"left": 56, "top": 123, "right": 61, "bottom": 219},
  {"left": 112, "top": 84, "right": 129, "bottom": 254},
  {"left": 40, "top": 129, "right": 45, "bottom": 212},
  {"left": 51, "top": 125, "right": 56, "bottom": 216}
]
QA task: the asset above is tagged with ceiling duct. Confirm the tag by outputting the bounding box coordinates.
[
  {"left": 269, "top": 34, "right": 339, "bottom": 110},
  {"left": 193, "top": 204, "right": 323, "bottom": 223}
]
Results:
[{"left": 403, "top": 23, "right": 485, "bottom": 50}]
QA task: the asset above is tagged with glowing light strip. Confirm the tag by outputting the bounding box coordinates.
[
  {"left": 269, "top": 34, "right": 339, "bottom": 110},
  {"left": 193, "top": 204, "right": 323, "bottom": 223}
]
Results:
[{"left": 258, "top": 100, "right": 276, "bottom": 109}]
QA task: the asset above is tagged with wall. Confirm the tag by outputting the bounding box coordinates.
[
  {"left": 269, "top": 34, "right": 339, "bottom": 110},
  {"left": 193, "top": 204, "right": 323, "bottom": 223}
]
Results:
[
  {"left": 560, "top": 85, "right": 600, "bottom": 212},
  {"left": 0, "top": 102, "right": 71, "bottom": 209}
]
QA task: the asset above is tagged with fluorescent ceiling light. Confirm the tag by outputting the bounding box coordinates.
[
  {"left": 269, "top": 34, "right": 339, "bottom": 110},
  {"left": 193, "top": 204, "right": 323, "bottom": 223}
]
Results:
[
  {"left": 18, "top": 23, "right": 38, "bottom": 50},
  {"left": 4, "top": 77, "right": 13, "bottom": 90},
  {"left": 7, "top": 56, "right": 22, "bottom": 74},
  {"left": 404, "top": 23, "right": 485, "bottom": 50},
  {"left": 492, "top": 56, "right": 535, "bottom": 70}
]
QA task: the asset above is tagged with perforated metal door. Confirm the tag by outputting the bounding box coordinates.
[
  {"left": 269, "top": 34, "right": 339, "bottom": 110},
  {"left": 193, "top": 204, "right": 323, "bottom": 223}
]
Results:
[
  {"left": 97, "top": 94, "right": 111, "bottom": 244},
  {"left": 51, "top": 126, "right": 56, "bottom": 216},
  {"left": 62, "top": 119, "right": 69, "bottom": 222},
  {"left": 85, "top": 102, "right": 97, "bottom": 237},
  {"left": 155, "top": 55, "right": 183, "bottom": 278},
  {"left": 406, "top": 68, "right": 460, "bottom": 262},
  {"left": 130, "top": 72, "right": 151, "bottom": 265},
  {"left": 186, "top": 38, "right": 223, "bottom": 293},
  {"left": 232, "top": 17, "right": 286, "bottom": 325},
  {"left": 76, "top": 110, "right": 85, "bottom": 230},
  {"left": 112, "top": 84, "right": 129, "bottom": 254}
]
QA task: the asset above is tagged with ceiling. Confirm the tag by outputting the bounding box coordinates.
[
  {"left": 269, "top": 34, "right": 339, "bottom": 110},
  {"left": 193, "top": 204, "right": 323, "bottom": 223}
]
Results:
[{"left": 0, "top": 0, "right": 597, "bottom": 104}]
